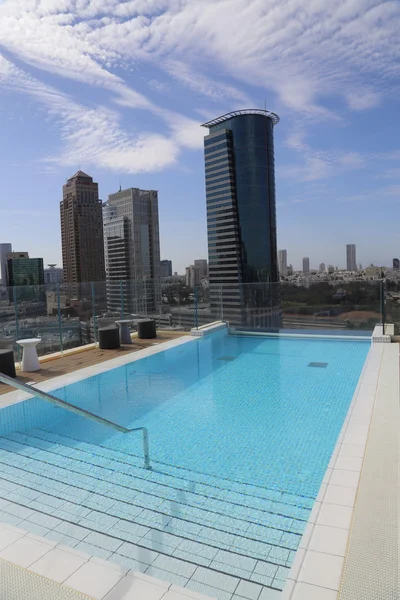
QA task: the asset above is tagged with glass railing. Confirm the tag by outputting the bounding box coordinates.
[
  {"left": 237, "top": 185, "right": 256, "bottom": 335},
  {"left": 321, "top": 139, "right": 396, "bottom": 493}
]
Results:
[
  {"left": 227, "top": 280, "right": 383, "bottom": 334},
  {"left": 0, "top": 276, "right": 388, "bottom": 363},
  {"left": 0, "top": 279, "right": 223, "bottom": 360}
]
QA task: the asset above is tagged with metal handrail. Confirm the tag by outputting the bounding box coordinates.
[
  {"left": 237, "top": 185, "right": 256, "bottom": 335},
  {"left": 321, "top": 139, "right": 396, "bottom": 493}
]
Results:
[{"left": 0, "top": 373, "right": 151, "bottom": 469}]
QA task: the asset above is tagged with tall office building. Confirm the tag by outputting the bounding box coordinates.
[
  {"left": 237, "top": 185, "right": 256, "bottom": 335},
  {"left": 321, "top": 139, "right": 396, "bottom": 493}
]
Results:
[
  {"left": 278, "top": 250, "right": 287, "bottom": 274},
  {"left": 103, "top": 187, "right": 161, "bottom": 314},
  {"left": 160, "top": 260, "right": 173, "bottom": 279},
  {"left": 393, "top": 258, "right": 399, "bottom": 270},
  {"left": 202, "top": 109, "right": 280, "bottom": 326},
  {"left": 7, "top": 255, "right": 45, "bottom": 301},
  {"left": 319, "top": 263, "right": 326, "bottom": 273},
  {"left": 44, "top": 264, "right": 64, "bottom": 285},
  {"left": 0, "top": 243, "right": 12, "bottom": 285},
  {"left": 60, "top": 171, "right": 105, "bottom": 290},
  {"left": 185, "top": 265, "right": 201, "bottom": 288},
  {"left": 194, "top": 259, "right": 208, "bottom": 278},
  {"left": 302, "top": 257, "right": 310, "bottom": 273},
  {"left": 346, "top": 244, "right": 357, "bottom": 271}
]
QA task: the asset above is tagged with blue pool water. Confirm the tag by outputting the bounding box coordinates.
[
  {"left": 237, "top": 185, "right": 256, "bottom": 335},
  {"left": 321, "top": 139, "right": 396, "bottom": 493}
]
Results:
[{"left": 35, "top": 333, "right": 370, "bottom": 499}]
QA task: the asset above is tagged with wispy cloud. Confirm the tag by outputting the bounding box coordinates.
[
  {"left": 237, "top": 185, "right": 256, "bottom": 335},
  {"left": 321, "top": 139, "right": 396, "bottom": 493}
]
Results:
[{"left": 0, "top": 0, "right": 400, "bottom": 175}]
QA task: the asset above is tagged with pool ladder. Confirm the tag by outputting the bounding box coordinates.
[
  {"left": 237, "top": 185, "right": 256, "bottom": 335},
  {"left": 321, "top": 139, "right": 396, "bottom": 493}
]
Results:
[{"left": 0, "top": 373, "right": 151, "bottom": 470}]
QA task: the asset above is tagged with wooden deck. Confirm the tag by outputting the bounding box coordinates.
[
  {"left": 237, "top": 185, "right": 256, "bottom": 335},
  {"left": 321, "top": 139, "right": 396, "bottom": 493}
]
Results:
[{"left": 0, "top": 331, "right": 186, "bottom": 396}]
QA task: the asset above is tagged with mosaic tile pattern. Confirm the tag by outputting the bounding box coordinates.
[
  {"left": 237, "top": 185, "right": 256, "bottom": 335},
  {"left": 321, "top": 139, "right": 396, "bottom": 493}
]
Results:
[{"left": 0, "top": 335, "right": 369, "bottom": 597}]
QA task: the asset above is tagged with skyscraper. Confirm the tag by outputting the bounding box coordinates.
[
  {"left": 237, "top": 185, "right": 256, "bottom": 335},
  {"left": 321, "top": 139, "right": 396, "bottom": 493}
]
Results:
[
  {"left": 7, "top": 254, "right": 44, "bottom": 301},
  {"left": 346, "top": 244, "right": 357, "bottom": 271},
  {"left": 194, "top": 259, "right": 208, "bottom": 278},
  {"left": 202, "top": 109, "right": 280, "bottom": 325},
  {"left": 278, "top": 250, "right": 287, "bottom": 274},
  {"left": 185, "top": 265, "right": 201, "bottom": 288},
  {"left": 302, "top": 257, "right": 310, "bottom": 273},
  {"left": 60, "top": 171, "right": 105, "bottom": 289},
  {"left": 160, "top": 260, "right": 173, "bottom": 279},
  {"left": 393, "top": 258, "right": 399, "bottom": 270},
  {"left": 319, "top": 263, "right": 326, "bottom": 273},
  {"left": 0, "top": 243, "right": 12, "bottom": 285},
  {"left": 103, "top": 187, "right": 161, "bottom": 314}
]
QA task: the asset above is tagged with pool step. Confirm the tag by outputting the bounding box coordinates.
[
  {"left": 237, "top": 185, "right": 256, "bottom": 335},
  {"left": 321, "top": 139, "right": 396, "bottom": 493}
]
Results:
[
  {"left": 35, "top": 427, "right": 315, "bottom": 510},
  {"left": 0, "top": 436, "right": 304, "bottom": 556},
  {"left": 1, "top": 430, "right": 310, "bottom": 536},
  {"left": 0, "top": 431, "right": 310, "bottom": 593}
]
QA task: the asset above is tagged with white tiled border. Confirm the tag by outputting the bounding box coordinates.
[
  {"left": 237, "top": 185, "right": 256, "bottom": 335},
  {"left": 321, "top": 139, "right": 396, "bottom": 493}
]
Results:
[
  {"left": 0, "top": 522, "right": 214, "bottom": 600},
  {"left": 0, "top": 331, "right": 383, "bottom": 600},
  {"left": 0, "top": 334, "right": 196, "bottom": 409},
  {"left": 280, "top": 342, "right": 384, "bottom": 600}
]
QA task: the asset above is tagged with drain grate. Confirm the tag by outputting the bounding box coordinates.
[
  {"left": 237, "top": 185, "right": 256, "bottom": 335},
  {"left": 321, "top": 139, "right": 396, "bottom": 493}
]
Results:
[
  {"left": 308, "top": 362, "right": 328, "bottom": 368},
  {"left": 218, "top": 356, "right": 238, "bottom": 361}
]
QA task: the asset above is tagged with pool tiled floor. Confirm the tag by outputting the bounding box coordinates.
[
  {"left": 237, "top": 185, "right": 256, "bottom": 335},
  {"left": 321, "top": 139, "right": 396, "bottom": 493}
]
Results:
[{"left": 0, "top": 424, "right": 316, "bottom": 597}]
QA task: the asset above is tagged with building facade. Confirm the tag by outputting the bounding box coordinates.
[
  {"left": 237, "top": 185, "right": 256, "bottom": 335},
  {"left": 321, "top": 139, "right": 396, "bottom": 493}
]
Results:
[
  {"left": 7, "top": 256, "right": 45, "bottom": 302},
  {"left": 103, "top": 187, "right": 161, "bottom": 315},
  {"left": 278, "top": 250, "right": 287, "bottom": 274},
  {"left": 60, "top": 171, "right": 105, "bottom": 291},
  {"left": 319, "top": 263, "right": 326, "bottom": 273},
  {"left": 194, "top": 259, "right": 208, "bottom": 279},
  {"left": 302, "top": 257, "right": 310, "bottom": 273},
  {"left": 202, "top": 109, "right": 280, "bottom": 326},
  {"left": 160, "top": 260, "right": 173, "bottom": 279},
  {"left": 393, "top": 258, "right": 399, "bottom": 270},
  {"left": 44, "top": 265, "right": 64, "bottom": 285},
  {"left": 0, "top": 243, "right": 12, "bottom": 285},
  {"left": 185, "top": 265, "right": 201, "bottom": 288},
  {"left": 346, "top": 244, "right": 357, "bottom": 271}
]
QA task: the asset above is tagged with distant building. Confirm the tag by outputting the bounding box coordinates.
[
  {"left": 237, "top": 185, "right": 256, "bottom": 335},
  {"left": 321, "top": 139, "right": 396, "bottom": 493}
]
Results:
[
  {"left": 328, "top": 265, "right": 335, "bottom": 273},
  {"left": 160, "top": 260, "right": 172, "bottom": 279},
  {"left": 0, "top": 243, "right": 12, "bottom": 285},
  {"left": 202, "top": 109, "right": 280, "bottom": 326},
  {"left": 185, "top": 265, "right": 201, "bottom": 288},
  {"left": 287, "top": 264, "right": 294, "bottom": 275},
  {"left": 393, "top": 258, "right": 399, "bottom": 270},
  {"left": 319, "top": 263, "right": 326, "bottom": 273},
  {"left": 278, "top": 250, "right": 287, "bottom": 274},
  {"left": 44, "top": 264, "right": 64, "bottom": 285},
  {"left": 194, "top": 259, "right": 208, "bottom": 279},
  {"left": 60, "top": 171, "right": 105, "bottom": 289},
  {"left": 302, "top": 257, "right": 310, "bottom": 273},
  {"left": 103, "top": 187, "right": 161, "bottom": 314},
  {"left": 7, "top": 255, "right": 45, "bottom": 301},
  {"left": 346, "top": 244, "right": 357, "bottom": 271}
]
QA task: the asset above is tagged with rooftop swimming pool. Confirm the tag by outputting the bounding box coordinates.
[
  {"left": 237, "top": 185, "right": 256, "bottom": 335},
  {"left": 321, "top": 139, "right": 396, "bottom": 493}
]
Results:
[{"left": 0, "top": 332, "right": 370, "bottom": 595}]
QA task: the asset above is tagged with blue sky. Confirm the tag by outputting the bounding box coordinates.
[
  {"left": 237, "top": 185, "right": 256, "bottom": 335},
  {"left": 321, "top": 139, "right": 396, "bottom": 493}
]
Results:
[{"left": 0, "top": 0, "right": 399, "bottom": 274}]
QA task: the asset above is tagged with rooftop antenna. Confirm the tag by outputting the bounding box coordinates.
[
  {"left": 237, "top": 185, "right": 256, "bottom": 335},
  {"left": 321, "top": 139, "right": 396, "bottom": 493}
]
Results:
[{"left": 119, "top": 178, "right": 122, "bottom": 192}]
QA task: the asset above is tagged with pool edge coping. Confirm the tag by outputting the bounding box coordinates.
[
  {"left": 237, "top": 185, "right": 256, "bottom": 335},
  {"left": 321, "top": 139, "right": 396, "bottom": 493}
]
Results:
[
  {"left": 281, "top": 341, "right": 388, "bottom": 599},
  {"left": 0, "top": 334, "right": 197, "bottom": 409}
]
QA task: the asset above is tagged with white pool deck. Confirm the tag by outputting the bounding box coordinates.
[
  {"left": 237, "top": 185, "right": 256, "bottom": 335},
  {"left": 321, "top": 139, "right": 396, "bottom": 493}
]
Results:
[{"left": 0, "top": 327, "right": 397, "bottom": 600}]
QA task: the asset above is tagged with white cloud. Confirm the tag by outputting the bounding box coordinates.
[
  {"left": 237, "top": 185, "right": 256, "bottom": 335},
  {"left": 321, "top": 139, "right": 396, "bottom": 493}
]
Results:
[
  {"left": 1, "top": 0, "right": 400, "bottom": 175},
  {"left": 1, "top": 0, "right": 399, "bottom": 118},
  {"left": 0, "top": 54, "right": 180, "bottom": 173},
  {"left": 346, "top": 89, "right": 381, "bottom": 110}
]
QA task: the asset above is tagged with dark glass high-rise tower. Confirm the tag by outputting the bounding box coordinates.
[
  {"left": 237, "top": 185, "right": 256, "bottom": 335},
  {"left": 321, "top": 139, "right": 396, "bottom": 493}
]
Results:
[{"left": 202, "top": 109, "right": 280, "bottom": 325}]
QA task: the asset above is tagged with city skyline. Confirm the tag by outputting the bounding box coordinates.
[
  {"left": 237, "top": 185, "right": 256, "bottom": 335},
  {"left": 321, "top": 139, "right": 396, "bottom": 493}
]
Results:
[{"left": 0, "top": 2, "right": 399, "bottom": 275}]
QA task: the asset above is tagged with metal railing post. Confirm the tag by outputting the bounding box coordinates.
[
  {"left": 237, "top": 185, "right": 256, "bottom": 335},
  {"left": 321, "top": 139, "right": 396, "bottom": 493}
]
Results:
[
  {"left": 194, "top": 286, "right": 199, "bottom": 329},
  {"left": 57, "top": 283, "right": 63, "bottom": 355},
  {"left": 381, "top": 279, "right": 386, "bottom": 335},
  {"left": 120, "top": 280, "right": 124, "bottom": 318},
  {"left": 13, "top": 286, "right": 21, "bottom": 364},
  {"left": 91, "top": 282, "right": 97, "bottom": 345}
]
